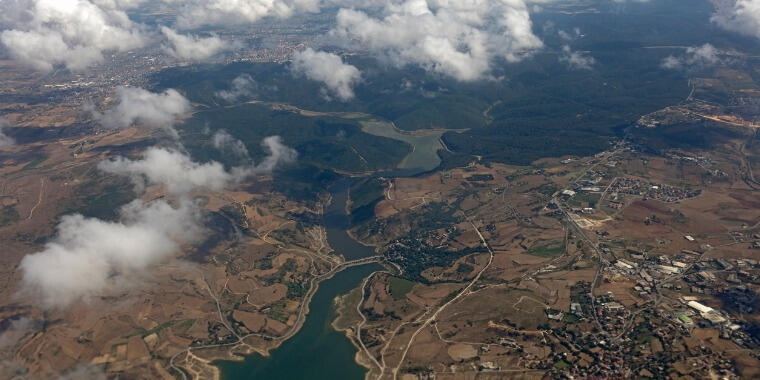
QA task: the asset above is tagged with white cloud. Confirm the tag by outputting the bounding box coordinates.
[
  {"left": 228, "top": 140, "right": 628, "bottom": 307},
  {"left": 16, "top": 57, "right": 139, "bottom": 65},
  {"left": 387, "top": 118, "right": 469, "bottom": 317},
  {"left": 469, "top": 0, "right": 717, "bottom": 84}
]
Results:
[
  {"left": 98, "top": 136, "right": 296, "bottom": 194},
  {"left": 21, "top": 128, "right": 295, "bottom": 308},
  {"left": 0, "top": 0, "right": 326, "bottom": 70},
  {"left": 91, "top": 87, "right": 192, "bottom": 135},
  {"left": 0, "top": 0, "right": 548, "bottom": 77},
  {"left": 91, "top": 0, "right": 148, "bottom": 9},
  {"left": 213, "top": 129, "right": 251, "bottom": 160},
  {"left": 291, "top": 48, "right": 361, "bottom": 101},
  {"left": 255, "top": 135, "right": 298, "bottom": 172},
  {"left": 558, "top": 27, "right": 581, "bottom": 41},
  {"left": 161, "top": 26, "right": 228, "bottom": 61},
  {"left": 712, "top": 0, "right": 760, "bottom": 39},
  {"left": 0, "top": 118, "right": 14, "bottom": 148},
  {"left": 0, "top": 0, "right": 146, "bottom": 72},
  {"left": 99, "top": 147, "right": 244, "bottom": 194},
  {"left": 331, "top": 0, "right": 543, "bottom": 81},
  {"left": 660, "top": 55, "right": 682, "bottom": 70},
  {"left": 172, "top": 0, "right": 321, "bottom": 29},
  {"left": 686, "top": 44, "right": 722, "bottom": 65},
  {"left": 19, "top": 199, "right": 204, "bottom": 308},
  {"left": 661, "top": 43, "right": 723, "bottom": 70},
  {"left": 215, "top": 74, "right": 258, "bottom": 103},
  {"left": 559, "top": 45, "right": 594, "bottom": 70}
]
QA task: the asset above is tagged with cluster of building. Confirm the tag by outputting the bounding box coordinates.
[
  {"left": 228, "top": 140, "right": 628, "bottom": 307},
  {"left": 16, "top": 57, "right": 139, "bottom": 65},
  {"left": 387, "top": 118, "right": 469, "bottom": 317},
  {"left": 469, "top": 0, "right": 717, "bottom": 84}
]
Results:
[
  {"left": 545, "top": 289, "right": 750, "bottom": 379},
  {"left": 5, "top": 21, "right": 326, "bottom": 122},
  {"left": 607, "top": 177, "right": 701, "bottom": 204},
  {"left": 538, "top": 242, "right": 759, "bottom": 379}
]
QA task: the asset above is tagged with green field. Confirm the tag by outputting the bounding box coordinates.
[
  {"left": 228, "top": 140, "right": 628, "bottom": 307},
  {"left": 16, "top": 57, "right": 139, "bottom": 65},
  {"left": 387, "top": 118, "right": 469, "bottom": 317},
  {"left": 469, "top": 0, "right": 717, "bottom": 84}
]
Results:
[
  {"left": 527, "top": 241, "right": 565, "bottom": 258},
  {"left": 568, "top": 193, "right": 602, "bottom": 208},
  {"left": 388, "top": 277, "right": 416, "bottom": 300},
  {"left": 22, "top": 156, "right": 47, "bottom": 170}
]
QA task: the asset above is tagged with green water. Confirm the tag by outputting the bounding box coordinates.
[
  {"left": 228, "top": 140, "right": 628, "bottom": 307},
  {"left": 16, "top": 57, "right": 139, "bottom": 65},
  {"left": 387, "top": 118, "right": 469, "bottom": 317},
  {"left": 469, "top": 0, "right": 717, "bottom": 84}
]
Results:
[
  {"left": 323, "top": 178, "right": 377, "bottom": 261},
  {"left": 216, "top": 263, "right": 382, "bottom": 379},
  {"left": 359, "top": 119, "right": 444, "bottom": 171}
]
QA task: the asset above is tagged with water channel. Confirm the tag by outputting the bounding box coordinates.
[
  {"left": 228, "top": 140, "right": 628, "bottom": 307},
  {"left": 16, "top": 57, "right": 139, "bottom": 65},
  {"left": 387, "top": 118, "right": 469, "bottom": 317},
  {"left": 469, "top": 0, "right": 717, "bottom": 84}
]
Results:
[
  {"left": 215, "top": 177, "right": 384, "bottom": 379},
  {"left": 216, "top": 158, "right": 431, "bottom": 379}
]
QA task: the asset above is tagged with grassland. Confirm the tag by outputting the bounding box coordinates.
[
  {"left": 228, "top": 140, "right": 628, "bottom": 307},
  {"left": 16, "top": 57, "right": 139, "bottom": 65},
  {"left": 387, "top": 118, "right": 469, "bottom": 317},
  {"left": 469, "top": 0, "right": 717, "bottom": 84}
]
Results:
[
  {"left": 22, "top": 156, "right": 47, "bottom": 170},
  {"left": 527, "top": 241, "right": 565, "bottom": 258},
  {"left": 388, "top": 277, "right": 416, "bottom": 300},
  {"left": 332, "top": 287, "right": 363, "bottom": 332},
  {"left": 568, "top": 193, "right": 601, "bottom": 208}
]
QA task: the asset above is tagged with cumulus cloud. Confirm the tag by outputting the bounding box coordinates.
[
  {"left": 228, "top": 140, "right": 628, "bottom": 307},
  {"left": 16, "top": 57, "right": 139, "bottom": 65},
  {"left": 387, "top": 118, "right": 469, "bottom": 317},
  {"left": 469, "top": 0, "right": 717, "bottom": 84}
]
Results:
[
  {"left": 661, "top": 43, "right": 723, "bottom": 70},
  {"left": 331, "top": 0, "right": 543, "bottom": 81},
  {"left": 559, "top": 45, "right": 595, "bottom": 70},
  {"left": 712, "top": 0, "right": 760, "bottom": 39},
  {"left": 558, "top": 27, "right": 582, "bottom": 41},
  {"left": 660, "top": 55, "right": 682, "bottom": 70},
  {"left": 0, "top": 118, "right": 14, "bottom": 148},
  {"left": 291, "top": 48, "right": 361, "bottom": 101},
  {"left": 91, "top": 0, "right": 148, "bottom": 9},
  {"left": 255, "top": 135, "right": 298, "bottom": 172},
  {"left": 91, "top": 87, "right": 192, "bottom": 136},
  {"left": 161, "top": 26, "right": 228, "bottom": 61},
  {"left": 99, "top": 147, "right": 246, "bottom": 194},
  {"left": 213, "top": 129, "right": 251, "bottom": 160},
  {"left": 215, "top": 74, "right": 258, "bottom": 103},
  {"left": 21, "top": 127, "right": 295, "bottom": 308},
  {"left": 686, "top": 44, "right": 722, "bottom": 65},
  {"left": 0, "top": 0, "right": 146, "bottom": 72},
  {"left": 172, "top": 0, "right": 321, "bottom": 29},
  {"left": 19, "top": 199, "right": 204, "bottom": 308},
  {"left": 99, "top": 136, "right": 296, "bottom": 194},
  {"left": 0, "top": 0, "right": 325, "bottom": 70}
]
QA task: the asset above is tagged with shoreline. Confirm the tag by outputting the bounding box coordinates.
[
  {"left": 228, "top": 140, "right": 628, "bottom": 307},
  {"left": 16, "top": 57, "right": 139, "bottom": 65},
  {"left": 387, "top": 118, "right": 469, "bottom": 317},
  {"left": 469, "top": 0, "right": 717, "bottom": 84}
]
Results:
[
  {"left": 172, "top": 166, "right": 410, "bottom": 379},
  {"left": 330, "top": 278, "right": 382, "bottom": 380},
  {"left": 331, "top": 290, "right": 375, "bottom": 369},
  {"left": 172, "top": 254, "right": 387, "bottom": 379},
  {"left": 170, "top": 255, "right": 360, "bottom": 378}
]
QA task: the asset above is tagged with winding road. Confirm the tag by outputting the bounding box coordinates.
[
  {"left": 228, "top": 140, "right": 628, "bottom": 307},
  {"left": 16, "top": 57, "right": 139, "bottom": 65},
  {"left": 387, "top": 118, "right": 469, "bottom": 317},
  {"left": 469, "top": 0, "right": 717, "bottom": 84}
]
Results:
[{"left": 389, "top": 221, "right": 495, "bottom": 380}]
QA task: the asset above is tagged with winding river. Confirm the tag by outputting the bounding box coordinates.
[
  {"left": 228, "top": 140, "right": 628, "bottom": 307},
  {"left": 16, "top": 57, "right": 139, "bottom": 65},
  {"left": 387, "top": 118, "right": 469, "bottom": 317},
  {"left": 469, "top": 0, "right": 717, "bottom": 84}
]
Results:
[
  {"left": 216, "top": 128, "right": 438, "bottom": 379},
  {"left": 215, "top": 178, "right": 382, "bottom": 379},
  {"left": 323, "top": 178, "right": 377, "bottom": 261}
]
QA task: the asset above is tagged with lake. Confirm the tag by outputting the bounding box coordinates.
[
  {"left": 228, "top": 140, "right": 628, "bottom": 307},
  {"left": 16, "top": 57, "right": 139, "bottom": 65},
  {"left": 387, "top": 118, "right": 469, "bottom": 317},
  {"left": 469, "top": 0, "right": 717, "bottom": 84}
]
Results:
[{"left": 215, "top": 263, "right": 381, "bottom": 380}]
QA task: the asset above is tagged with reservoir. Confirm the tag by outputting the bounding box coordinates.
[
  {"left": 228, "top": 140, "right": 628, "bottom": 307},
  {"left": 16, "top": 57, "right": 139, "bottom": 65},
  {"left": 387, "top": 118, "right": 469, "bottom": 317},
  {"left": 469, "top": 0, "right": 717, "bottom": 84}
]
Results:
[
  {"left": 217, "top": 168, "right": 428, "bottom": 379},
  {"left": 216, "top": 177, "right": 382, "bottom": 379},
  {"left": 323, "top": 178, "right": 377, "bottom": 260},
  {"left": 215, "top": 263, "right": 380, "bottom": 379}
]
